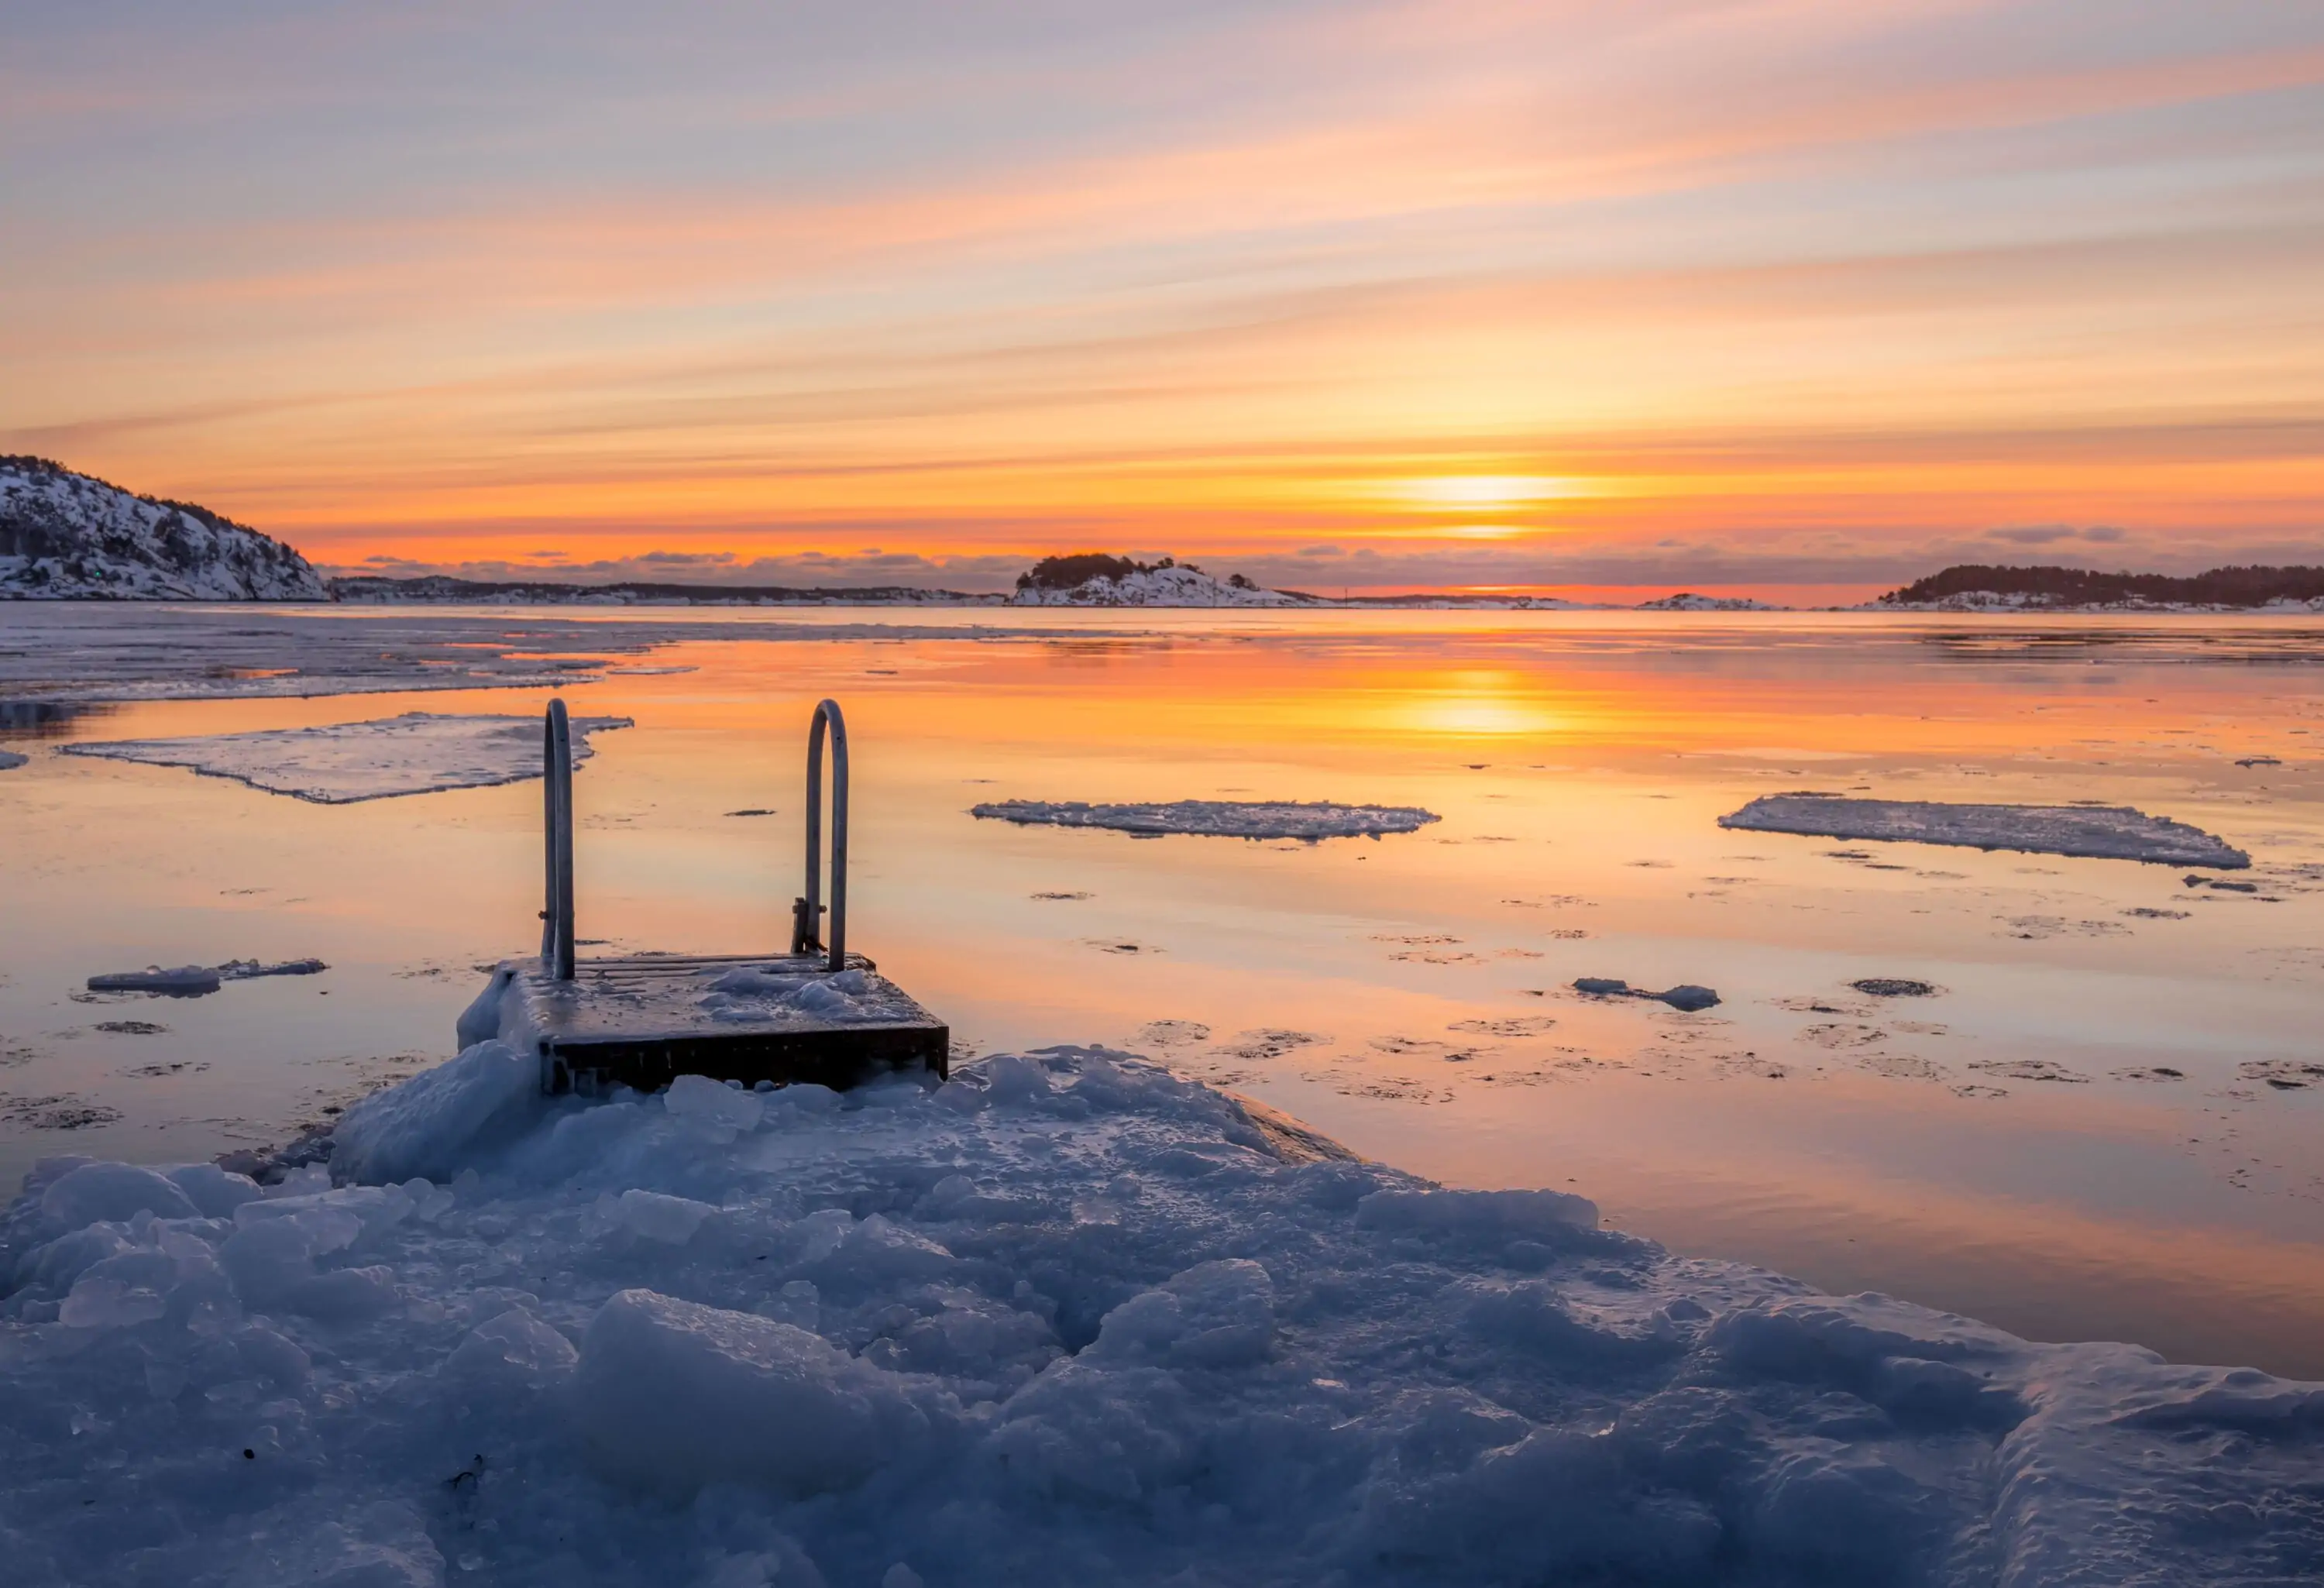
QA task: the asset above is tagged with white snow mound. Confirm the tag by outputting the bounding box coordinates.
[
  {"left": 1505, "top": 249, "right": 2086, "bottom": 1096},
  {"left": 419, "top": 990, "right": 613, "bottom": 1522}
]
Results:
[
  {"left": 971, "top": 798, "right": 1441, "bottom": 840},
  {"left": 1720, "top": 794, "right": 2250, "bottom": 868},
  {"left": 60, "top": 711, "right": 631, "bottom": 803},
  {"left": 0, "top": 1045, "right": 2317, "bottom": 1585}
]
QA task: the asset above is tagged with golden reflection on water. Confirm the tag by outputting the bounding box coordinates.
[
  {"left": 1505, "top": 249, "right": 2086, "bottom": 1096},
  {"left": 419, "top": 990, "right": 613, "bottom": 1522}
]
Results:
[{"left": 3, "top": 610, "right": 2322, "bottom": 1373}]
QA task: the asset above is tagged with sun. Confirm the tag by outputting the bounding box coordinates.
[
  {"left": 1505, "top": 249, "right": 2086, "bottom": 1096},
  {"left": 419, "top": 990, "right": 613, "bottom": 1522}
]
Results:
[{"left": 1394, "top": 476, "right": 1575, "bottom": 510}]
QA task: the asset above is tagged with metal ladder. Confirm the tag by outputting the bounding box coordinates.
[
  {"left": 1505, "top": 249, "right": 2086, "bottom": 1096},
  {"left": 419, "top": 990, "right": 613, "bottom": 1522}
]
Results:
[{"left": 537, "top": 696, "right": 851, "bottom": 978}]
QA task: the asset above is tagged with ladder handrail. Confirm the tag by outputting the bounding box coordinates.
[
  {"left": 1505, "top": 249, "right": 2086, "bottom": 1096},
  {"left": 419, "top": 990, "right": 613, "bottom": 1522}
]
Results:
[
  {"left": 541, "top": 699, "right": 576, "bottom": 980},
  {"left": 792, "top": 699, "right": 848, "bottom": 972}
]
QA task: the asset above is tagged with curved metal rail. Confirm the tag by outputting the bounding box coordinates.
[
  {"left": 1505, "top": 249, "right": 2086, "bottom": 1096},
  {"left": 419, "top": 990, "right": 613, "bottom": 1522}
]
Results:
[
  {"left": 541, "top": 696, "right": 849, "bottom": 981},
  {"left": 541, "top": 698, "right": 576, "bottom": 979},
  {"left": 792, "top": 698, "right": 850, "bottom": 971}
]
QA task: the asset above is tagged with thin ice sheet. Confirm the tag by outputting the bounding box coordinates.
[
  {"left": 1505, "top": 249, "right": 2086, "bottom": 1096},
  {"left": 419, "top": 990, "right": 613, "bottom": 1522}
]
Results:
[
  {"left": 971, "top": 798, "right": 1440, "bottom": 840},
  {"left": 1719, "top": 794, "right": 2249, "bottom": 868},
  {"left": 60, "top": 712, "right": 631, "bottom": 803}
]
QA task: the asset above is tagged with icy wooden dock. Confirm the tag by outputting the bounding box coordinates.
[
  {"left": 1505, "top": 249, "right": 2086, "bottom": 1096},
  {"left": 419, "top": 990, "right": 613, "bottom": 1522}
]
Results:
[
  {"left": 505, "top": 697, "right": 947, "bottom": 1096},
  {"left": 511, "top": 950, "right": 946, "bottom": 1095}
]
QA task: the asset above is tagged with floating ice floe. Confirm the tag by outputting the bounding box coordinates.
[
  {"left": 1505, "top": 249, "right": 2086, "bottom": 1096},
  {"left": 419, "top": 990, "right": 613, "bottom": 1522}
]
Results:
[
  {"left": 0, "top": 1044, "right": 2315, "bottom": 1586},
  {"left": 221, "top": 958, "right": 328, "bottom": 981},
  {"left": 1571, "top": 978, "right": 1722, "bottom": 1012},
  {"left": 971, "top": 799, "right": 1441, "bottom": 841},
  {"left": 85, "top": 959, "right": 328, "bottom": 997},
  {"left": 60, "top": 711, "right": 631, "bottom": 803},
  {"left": 1720, "top": 795, "right": 2249, "bottom": 868},
  {"left": 84, "top": 966, "right": 224, "bottom": 995}
]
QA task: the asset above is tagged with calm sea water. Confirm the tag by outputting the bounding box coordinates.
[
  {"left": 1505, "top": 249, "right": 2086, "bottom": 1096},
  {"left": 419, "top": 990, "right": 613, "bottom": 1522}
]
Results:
[{"left": 5, "top": 607, "right": 2321, "bottom": 1373}]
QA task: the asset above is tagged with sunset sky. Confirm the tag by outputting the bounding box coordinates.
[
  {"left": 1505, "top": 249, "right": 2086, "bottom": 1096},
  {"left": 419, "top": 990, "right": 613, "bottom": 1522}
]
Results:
[{"left": 5, "top": 1, "right": 2321, "bottom": 598}]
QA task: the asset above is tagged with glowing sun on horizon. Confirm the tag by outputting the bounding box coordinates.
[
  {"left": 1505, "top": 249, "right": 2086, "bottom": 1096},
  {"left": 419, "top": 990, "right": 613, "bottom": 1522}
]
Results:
[{"left": 1395, "top": 475, "right": 1576, "bottom": 510}]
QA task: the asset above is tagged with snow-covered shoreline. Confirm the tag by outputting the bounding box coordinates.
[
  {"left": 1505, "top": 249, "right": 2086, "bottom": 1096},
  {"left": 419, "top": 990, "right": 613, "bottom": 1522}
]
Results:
[{"left": 2, "top": 1040, "right": 2316, "bottom": 1586}]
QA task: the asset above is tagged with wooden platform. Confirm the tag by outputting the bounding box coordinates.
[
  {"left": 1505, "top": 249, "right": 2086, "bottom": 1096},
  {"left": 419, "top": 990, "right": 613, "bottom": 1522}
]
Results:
[{"left": 506, "top": 951, "right": 949, "bottom": 1096}]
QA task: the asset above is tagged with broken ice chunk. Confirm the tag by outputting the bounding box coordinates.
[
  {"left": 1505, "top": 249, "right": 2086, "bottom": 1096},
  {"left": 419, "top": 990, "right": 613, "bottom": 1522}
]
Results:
[{"left": 86, "top": 965, "right": 222, "bottom": 995}]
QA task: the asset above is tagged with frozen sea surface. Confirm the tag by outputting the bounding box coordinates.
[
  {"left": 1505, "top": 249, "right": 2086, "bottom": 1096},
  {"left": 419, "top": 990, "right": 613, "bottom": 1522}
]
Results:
[
  {"left": 8, "top": 605, "right": 2324, "bottom": 1383},
  {"left": 1719, "top": 795, "right": 2250, "bottom": 868},
  {"left": 0, "top": 603, "right": 1133, "bottom": 704},
  {"left": 0, "top": 1045, "right": 2316, "bottom": 1586},
  {"left": 59, "top": 712, "right": 631, "bottom": 803},
  {"left": 971, "top": 798, "right": 1442, "bottom": 840}
]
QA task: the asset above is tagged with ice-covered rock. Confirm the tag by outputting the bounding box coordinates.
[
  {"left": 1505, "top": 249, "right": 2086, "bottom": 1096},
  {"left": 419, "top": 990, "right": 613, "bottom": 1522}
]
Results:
[
  {"left": 0, "top": 1043, "right": 2315, "bottom": 1585},
  {"left": 1571, "top": 977, "right": 1723, "bottom": 1012},
  {"left": 0, "top": 457, "right": 325, "bottom": 601},
  {"left": 971, "top": 798, "right": 1441, "bottom": 841}
]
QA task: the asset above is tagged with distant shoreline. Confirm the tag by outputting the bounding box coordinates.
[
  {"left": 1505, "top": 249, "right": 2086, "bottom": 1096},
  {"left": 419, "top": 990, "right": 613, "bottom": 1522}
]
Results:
[{"left": 14, "top": 589, "right": 2324, "bottom": 615}]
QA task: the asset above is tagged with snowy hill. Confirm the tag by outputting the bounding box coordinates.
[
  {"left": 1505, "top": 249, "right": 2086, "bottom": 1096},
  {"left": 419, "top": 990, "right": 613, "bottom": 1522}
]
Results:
[
  {"left": 1011, "top": 554, "right": 1314, "bottom": 607},
  {"left": 1635, "top": 593, "right": 1783, "bottom": 611},
  {"left": 0, "top": 457, "right": 325, "bottom": 601},
  {"left": 1877, "top": 563, "right": 2324, "bottom": 612}
]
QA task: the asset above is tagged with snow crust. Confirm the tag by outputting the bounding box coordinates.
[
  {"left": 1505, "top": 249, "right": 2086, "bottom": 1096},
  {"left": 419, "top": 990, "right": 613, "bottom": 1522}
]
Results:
[
  {"left": 1720, "top": 795, "right": 2250, "bottom": 868},
  {"left": 0, "top": 460, "right": 325, "bottom": 601},
  {"left": 971, "top": 799, "right": 1442, "bottom": 841},
  {"left": 2, "top": 1042, "right": 2317, "bottom": 1586},
  {"left": 61, "top": 712, "right": 631, "bottom": 803},
  {"left": 698, "top": 966, "right": 918, "bottom": 1028}
]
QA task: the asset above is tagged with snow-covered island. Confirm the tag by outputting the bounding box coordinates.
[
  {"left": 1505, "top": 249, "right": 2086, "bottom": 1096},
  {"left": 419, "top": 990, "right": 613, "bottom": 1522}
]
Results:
[
  {"left": 1633, "top": 593, "right": 1783, "bottom": 612},
  {"left": 1009, "top": 554, "right": 1314, "bottom": 608},
  {"left": 1, "top": 457, "right": 325, "bottom": 601},
  {"left": 1, "top": 1038, "right": 2315, "bottom": 1586},
  {"left": 1876, "top": 562, "right": 2324, "bottom": 612}
]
